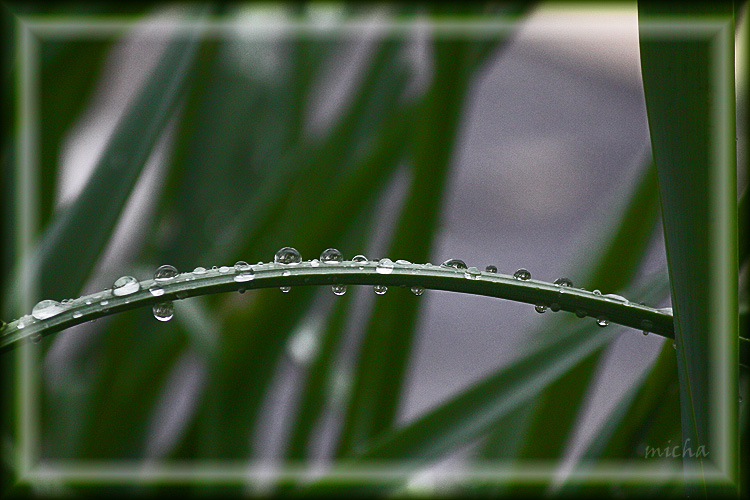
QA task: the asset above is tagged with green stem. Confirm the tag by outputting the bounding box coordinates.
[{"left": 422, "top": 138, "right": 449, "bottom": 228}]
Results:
[{"left": 1, "top": 260, "right": 679, "bottom": 354}]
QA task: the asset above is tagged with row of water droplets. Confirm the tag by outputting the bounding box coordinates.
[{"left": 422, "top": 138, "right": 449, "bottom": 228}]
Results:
[{"left": 8, "top": 246, "right": 670, "bottom": 341}]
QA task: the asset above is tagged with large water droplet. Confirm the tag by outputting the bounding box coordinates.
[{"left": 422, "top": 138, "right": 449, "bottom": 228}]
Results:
[
  {"left": 535, "top": 304, "right": 547, "bottom": 313},
  {"left": 553, "top": 277, "right": 573, "bottom": 287},
  {"left": 275, "top": 247, "right": 302, "bottom": 265},
  {"left": 513, "top": 268, "right": 531, "bottom": 280},
  {"left": 331, "top": 284, "right": 347, "bottom": 296},
  {"left": 352, "top": 254, "right": 368, "bottom": 263},
  {"left": 154, "top": 264, "right": 178, "bottom": 281},
  {"left": 32, "top": 299, "right": 65, "bottom": 320},
  {"left": 395, "top": 259, "right": 412, "bottom": 265},
  {"left": 411, "top": 286, "right": 424, "bottom": 296},
  {"left": 234, "top": 262, "right": 255, "bottom": 282},
  {"left": 320, "top": 248, "right": 343, "bottom": 264},
  {"left": 465, "top": 267, "right": 481, "bottom": 279},
  {"left": 153, "top": 301, "right": 174, "bottom": 322},
  {"left": 441, "top": 259, "right": 467, "bottom": 270},
  {"left": 149, "top": 285, "right": 165, "bottom": 297},
  {"left": 592, "top": 289, "right": 602, "bottom": 296},
  {"left": 376, "top": 258, "right": 394, "bottom": 275},
  {"left": 112, "top": 276, "right": 140, "bottom": 296},
  {"left": 485, "top": 265, "right": 497, "bottom": 273},
  {"left": 596, "top": 316, "right": 609, "bottom": 327},
  {"left": 193, "top": 266, "right": 207, "bottom": 275},
  {"left": 280, "top": 286, "right": 291, "bottom": 293},
  {"left": 373, "top": 284, "right": 388, "bottom": 295}
]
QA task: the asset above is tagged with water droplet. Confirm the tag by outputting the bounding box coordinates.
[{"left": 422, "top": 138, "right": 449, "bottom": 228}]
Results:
[
  {"left": 238, "top": 288, "right": 245, "bottom": 294},
  {"left": 352, "top": 254, "right": 368, "bottom": 264},
  {"left": 603, "top": 293, "right": 628, "bottom": 303},
  {"left": 234, "top": 263, "right": 255, "bottom": 282},
  {"left": 374, "top": 284, "right": 388, "bottom": 295},
  {"left": 535, "top": 304, "right": 547, "bottom": 313},
  {"left": 175, "top": 291, "right": 187, "bottom": 300},
  {"left": 280, "top": 286, "right": 291, "bottom": 293},
  {"left": 31, "top": 333, "right": 42, "bottom": 344},
  {"left": 85, "top": 299, "right": 92, "bottom": 305},
  {"left": 193, "top": 266, "right": 207, "bottom": 275},
  {"left": 310, "top": 259, "right": 320, "bottom": 267},
  {"left": 320, "top": 248, "right": 343, "bottom": 264},
  {"left": 395, "top": 259, "right": 412, "bottom": 265},
  {"left": 154, "top": 264, "right": 178, "bottom": 281},
  {"left": 235, "top": 261, "right": 251, "bottom": 272},
  {"left": 219, "top": 266, "right": 231, "bottom": 273},
  {"left": 575, "top": 309, "right": 587, "bottom": 318},
  {"left": 72, "top": 311, "right": 83, "bottom": 319},
  {"left": 513, "top": 268, "right": 531, "bottom": 280},
  {"left": 212, "top": 266, "right": 218, "bottom": 270},
  {"left": 376, "top": 258, "right": 394, "bottom": 275},
  {"left": 112, "top": 276, "right": 140, "bottom": 296},
  {"left": 485, "top": 265, "right": 497, "bottom": 273},
  {"left": 464, "top": 267, "right": 481, "bottom": 279},
  {"left": 17, "top": 317, "right": 26, "bottom": 329},
  {"left": 596, "top": 316, "right": 609, "bottom": 327},
  {"left": 31, "top": 299, "right": 65, "bottom": 320},
  {"left": 550, "top": 302, "right": 561, "bottom": 312},
  {"left": 411, "top": 286, "right": 424, "bottom": 296},
  {"left": 282, "top": 270, "right": 291, "bottom": 277},
  {"left": 441, "top": 259, "right": 467, "bottom": 270},
  {"left": 641, "top": 319, "right": 654, "bottom": 335},
  {"left": 149, "top": 285, "right": 165, "bottom": 297},
  {"left": 553, "top": 277, "right": 573, "bottom": 287},
  {"left": 592, "top": 289, "right": 601, "bottom": 296},
  {"left": 61, "top": 298, "right": 73, "bottom": 305},
  {"left": 331, "top": 284, "right": 347, "bottom": 296},
  {"left": 153, "top": 301, "right": 174, "bottom": 322},
  {"left": 275, "top": 247, "right": 302, "bottom": 265},
  {"left": 100, "top": 300, "right": 109, "bottom": 306}
]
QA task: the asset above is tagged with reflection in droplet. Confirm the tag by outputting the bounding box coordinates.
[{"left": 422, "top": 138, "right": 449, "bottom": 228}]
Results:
[
  {"left": 465, "top": 267, "right": 481, "bottom": 279},
  {"left": 535, "top": 304, "right": 547, "bottom": 314},
  {"left": 352, "top": 255, "right": 368, "bottom": 269},
  {"left": 376, "top": 258, "right": 394, "bottom": 275},
  {"left": 374, "top": 284, "right": 388, "bottom": 295},
  {"left": 31, "top": 300, "right": 65, "bottom": 320},
  {"left": 153, "top": 301, "right": 174, "bottom": 322},
  {"left": 280, "top": 286, "right": 292, "bottom": 293},
  {"left": 411, "top": 286, "right": 424, "bottom": 296},
  {"left": 513, "top": 268, "right": 531, "bottom": 280},
  {"left": 154, "top": 264, "right": 178, "bottom": 281},
  {"left": 441, "top": 259, "right": 467, "bottom": 270},
  {"left": 149, "top": 285, "right": 165, "bottom": 297},
  {"left": 112, "top": 276, "right": 140, "bottom": 296},
  {"left": 275, "top": 247, "right": 302, "bottom": 265},
  {"left": 332, "top": 284, "right": 347, "bottom": 296},
  {"left": 320, "top": 248, "right": 343, "bottom": 264},
  {"left": 485, "top": 265, "right": 497, "bottom": 273},
  {"left": 553, "top": 277, "right": 573, "bottom": 287},
  {"left": 596, "top": 316, "right": 609, "bottom": 327}
]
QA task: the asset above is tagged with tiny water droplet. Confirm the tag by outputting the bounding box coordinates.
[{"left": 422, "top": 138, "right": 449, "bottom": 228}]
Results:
[
  {"left": 464, "top": 267, "right": 481, "bottom": 279},
  {"left": 235, "top": 261, "right": 251, "bottom": 272},
  {"left": 596, "top": 316, "right": 609, "bottom": 327},
  {"left": 154, "top": 264, "right": 178, "bottom": 281},
  {"left": 331, "top": 284, "right": 347, "bottom": 296},
  {"left": 411, "top": 286, "right": 424, "bottom": 296},
  {"left": 641, "top": 319, "right": 654, "bottom": 335},
  {"left": 219, "top": 266, "right": 231, "bottom": 273},
  {"left": 149, "top": 285, "right": 165, "bottom": 297},
  {"left": 441, "top": 259, "right": 467, "bottom": 270},
  {"left": 238, "top": 288, "right": 245, "bottom": 294},
  {"left": 72, "top": 310, "right": 83, "bottom": 319},
  {"left": 575, "top": 309, "right": 587, "bottom": 318},
  {"left": 485, "top": 265, "right": 497, "bottom": 273},
  {"left": 310, "top": 259, "right": 320, "bottom": 267},
  {"left": 320, "top": 248, "right": 343, "bottom": 264},
  {"left": 193, "top": 266, "right": 207, "bottom": 275},
  {"left": 234, "top": 263, "right": 255, "bottom": 282},
  {"left": 212, "top": 266, "right": 218, "bottom": 271},
  {"left": 31, "top": 333, "right": 42, "bottom": 344},
  {"left": 376, "top": 258, "right": 394, "bottom": 275},
  {"left": 282, "top": 270, "right": 291, "bottom": 277},
  {"left": 61, "top": 298, "right": 73, "bottom": 305},
  {"left": 550, "top": 302, "right": 561, "bottom": 312},
  {"left": 513, "top": 268, "right": 531, "bottom": 280},
  {"left": 100, "top": 300, "right": 109, "bottom": 306},
  {"left": 85, "top": 299, "right": 92, "bottom": 305},
  {"left": 395, "top": 259, "right": 411, "bottom": 265},
  {"left": 275, "top": 247, "right": 302, "bottom": 265},
  {"left": 535, "top": 304, "right": 547, "bottom": 314},
  {"left": 603, "top": 293, "right": 628, "bottom": 303},
  {"left": 553, "top": 277, "right": 573, "bottom": 287},
  {"left": 153, "top": 301, "right": 174, "bottom": 322},
  {"left": 592, "top": 289, "right": 601, "bottom": 295},
  {"left": 374, "top": 284, "right": 388, "bottom": 295},
  {"left": 280, "top": 286, "right": 291, "bottom": 293},
  {"left": 112, "top": 276, "right": 140, "bottom": 296},
  {"left": 32, "top": 299, "right": 65, "bottom": 320}
]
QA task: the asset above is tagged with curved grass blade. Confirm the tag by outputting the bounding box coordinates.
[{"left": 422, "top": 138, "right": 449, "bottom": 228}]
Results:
[{"left": 639, "top": 2, "right": 737, "bottom": 491}]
